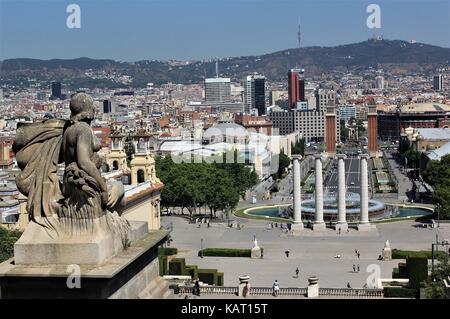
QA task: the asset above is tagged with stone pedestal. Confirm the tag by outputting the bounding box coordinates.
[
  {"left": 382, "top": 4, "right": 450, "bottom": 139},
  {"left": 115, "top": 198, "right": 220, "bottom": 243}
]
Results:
[
  {"left": 291, "top": 222, "right": 304, "bottom": 234},
  {"left": 307, "top": 276, "right": 319, "bottom": 298},
  {"left": 251, "top": 239, "right": 261, "bottom": 259},
  {"left": 312, "top": 222, "right": 326, "bottom": 231},
  {"left": 382, "top": 240, "right": 392, "bottom": 261},
  {"left": 357, "top": 223, "right": 374, "bottom": 231},
  {"left": 0, "top": 228, "right": 171, "bottom": 299},
  {"left": 238, "top": 275, "right": 250, "bottom": 298},
  {"left": 335, "top": 222, "right": 348, "bottom": 232}
]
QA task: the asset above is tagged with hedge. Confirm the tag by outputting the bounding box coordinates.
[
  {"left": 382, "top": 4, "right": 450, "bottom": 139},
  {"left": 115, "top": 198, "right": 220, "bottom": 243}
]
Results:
[
  {"left": 184, "top": 265, "right": 198, "bottom": 279},
  {"left": 198, "top": 248, "right": 251, "bottom": 258},
  {"left": 383, "top": 287, "right": 418, "bottom": 298},
  {"left": 406, "top": 257, "right": 428, "bottom": 289},
  {"left": 217, "top": 272, "right": 224, "bottom": 286},
  {"left": 159, "top": 256, "right": 168, "bottom": 276},
  {"left": 168, "top": 258, "right": 186, "bottom": 275},
  {"left": 392, "top": 249, "right": 447, "bottom": 259},
  {"left": 198, "top": 268, "right": 218, "bottom": 285},
  {"left": 158, "top": 247, "right": 178, "bottom": 256}
]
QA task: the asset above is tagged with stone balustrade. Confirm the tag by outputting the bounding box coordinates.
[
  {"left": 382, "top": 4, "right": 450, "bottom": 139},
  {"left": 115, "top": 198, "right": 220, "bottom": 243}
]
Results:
[{"left": 176, "top": 285, "right": 383, "bottom": 298}]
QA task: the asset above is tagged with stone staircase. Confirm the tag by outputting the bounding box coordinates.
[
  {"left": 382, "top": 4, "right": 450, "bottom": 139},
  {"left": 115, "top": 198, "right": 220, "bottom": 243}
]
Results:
[{"left": 138, "top": 276, "right": 174, "bottom": 299}]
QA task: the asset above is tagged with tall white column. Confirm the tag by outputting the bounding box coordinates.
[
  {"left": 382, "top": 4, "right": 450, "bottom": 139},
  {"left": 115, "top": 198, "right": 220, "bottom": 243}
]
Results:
[
  {"left": 291, "top": 155, "right": 303, "bottom": 232},
  {"left": 358, "top": 154, "right": 372, "bottom": 231},
  {"left": 313, "top": 154, "right": 326, "bottom": 231},
  {"left": 336, "top": 154, "right": 348, "bottom": 231}
]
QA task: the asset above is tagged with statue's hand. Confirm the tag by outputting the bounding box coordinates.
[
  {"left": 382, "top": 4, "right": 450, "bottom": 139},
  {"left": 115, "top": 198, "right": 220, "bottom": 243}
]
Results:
[{"left": 107, "top": 180, "right": 124, "bottom": 208}]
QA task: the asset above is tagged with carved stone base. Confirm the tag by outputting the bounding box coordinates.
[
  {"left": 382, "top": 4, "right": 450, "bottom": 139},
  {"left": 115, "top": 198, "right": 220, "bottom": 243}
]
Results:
[
  {"left": 312, "top": 222, "right": 326, "bottom": 231},
  {"left": 334, "top": 222, "right": 348, "bottom": 232},
  {"left": 14, "top": 218, "right": 145, "bottom": 266},
  {"left": 357, "top": 223, "right": 374, "bottom": 231},
  {"left": 0, "top": 229, "right": 171, "bottom": 299},
  {"left": 291, "top": 222, "right": 304, "bottom": 235}
]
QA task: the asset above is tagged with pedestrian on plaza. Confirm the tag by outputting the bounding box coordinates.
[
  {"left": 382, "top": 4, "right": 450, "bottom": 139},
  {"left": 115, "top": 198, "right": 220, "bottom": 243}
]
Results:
[
  {"left": 207, "top": 221, "right": 210, "bottom": 228},
  {"left": 357, "top": 251, "right": 360, "bottom": 259},
  {"left": 285, "top": 250, "right": 290, "bottom": 258},
  {"left": 347, "top": 282, "right": 351, "bottom": 289},
  {"left": 338, "top": 227, "right": 341, "bottom": 235},
  {"left": 354, "top": 249, "right": 358, "bottom": 256},
  {"left": 357, "top": 264, "right": 360, "bottom": 272},
  {"left": 353, "top": 264, "right": 356, "bottom": 272},
  {"left": 295, "top": 267, "right": 299, "bottom": 278}
]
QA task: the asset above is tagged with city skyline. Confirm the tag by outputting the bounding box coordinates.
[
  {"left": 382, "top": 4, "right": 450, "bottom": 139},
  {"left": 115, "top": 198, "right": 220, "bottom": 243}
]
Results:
[{"left": 0, "top": 0, "right": 449, "bottom": 61}]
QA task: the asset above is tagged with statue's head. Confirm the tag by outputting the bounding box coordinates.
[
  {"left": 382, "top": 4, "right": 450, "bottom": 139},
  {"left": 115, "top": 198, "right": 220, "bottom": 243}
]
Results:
[{"left": 70, "top": 93, "right": 95, "bottom": 122}]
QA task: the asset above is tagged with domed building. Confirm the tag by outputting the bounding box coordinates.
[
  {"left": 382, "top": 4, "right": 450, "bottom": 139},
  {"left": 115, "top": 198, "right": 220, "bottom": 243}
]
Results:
[{"left": 202, "top": 120, "right": 249, "bottom": 145}]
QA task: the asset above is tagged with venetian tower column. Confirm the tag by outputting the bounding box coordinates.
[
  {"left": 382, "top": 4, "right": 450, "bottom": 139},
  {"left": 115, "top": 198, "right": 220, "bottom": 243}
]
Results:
[
  {"left": 358, "top": 154, "right": 372, "bottom": 231},
  {"left": 291, "top": 155, "right": 304, "bottom": 233},
  {"left": 335, "top": 154, "right": 348, "bottom": 232},
  {"left": 313, "top": 154, "right": 326, "bottom": 231}
]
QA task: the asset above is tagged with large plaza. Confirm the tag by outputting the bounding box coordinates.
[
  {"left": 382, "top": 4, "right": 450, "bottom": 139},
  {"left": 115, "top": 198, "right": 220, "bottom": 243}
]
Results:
[{"left": 162, "top": 214, "right": 449, "bottom": 288}]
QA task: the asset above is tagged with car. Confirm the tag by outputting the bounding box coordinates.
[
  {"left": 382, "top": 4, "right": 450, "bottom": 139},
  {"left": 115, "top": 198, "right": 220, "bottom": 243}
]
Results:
[{"left": 350, "top": 181, "right": 355, "bottom": 185}]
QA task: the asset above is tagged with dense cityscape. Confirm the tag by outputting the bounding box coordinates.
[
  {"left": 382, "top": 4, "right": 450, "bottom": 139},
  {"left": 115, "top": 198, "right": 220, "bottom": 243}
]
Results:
[{"left": 0, "top": 0, "right": 449, "bottom": 307}]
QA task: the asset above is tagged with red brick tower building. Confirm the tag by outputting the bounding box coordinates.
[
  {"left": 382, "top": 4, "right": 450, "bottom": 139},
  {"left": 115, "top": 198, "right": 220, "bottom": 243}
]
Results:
[
  {"left": 326, "top": 106, "right": 337, "bottom": 156},
  {"left": 368, "top": 104, "right": 378, "bottom": 156}
]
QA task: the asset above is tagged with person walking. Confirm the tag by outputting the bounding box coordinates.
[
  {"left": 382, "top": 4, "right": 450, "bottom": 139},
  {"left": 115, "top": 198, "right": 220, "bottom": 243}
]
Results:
[
  {"left": 295, "top": 267, "right": 299, "bottom": 278},
  {"left": 272, "top": 280, "right": 280, "bottom": 297},
  {"left": 352, "top": 264, "right": 356, "bottom": 272},
  {"left": 357, "top": 264, "right": 360, "bottom": 272},
  {"left": 347, "top": 282, "right": 351, "bottom": 289},
  {"left": 285, "top": 250, "right": 290, "bottom": 258},
  {"left": 338, "top": 227, "right": 341, "bottom": 235},
  {"left": 357, "top": 251, "right": 360, "bottom": 259}
]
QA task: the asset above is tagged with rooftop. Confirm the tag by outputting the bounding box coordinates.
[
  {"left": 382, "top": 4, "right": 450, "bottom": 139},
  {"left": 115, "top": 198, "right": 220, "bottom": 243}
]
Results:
[{"left": 400, "top": 103, "right": 450, "bottom": 113}]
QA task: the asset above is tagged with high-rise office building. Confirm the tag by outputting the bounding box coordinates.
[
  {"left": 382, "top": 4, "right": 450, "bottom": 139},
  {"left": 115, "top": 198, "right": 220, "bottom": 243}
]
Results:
[
  {"left": 51, "top": 82, "right": 62, "bottom": 99},
  {"left": 375, "top": 76, "right": 385, "bottom": 89},
  {"left": 315, "top": 89, "right": 336, "bottom": 112},
  {"left": 244, "top": 75, "right": 266, "bottom": 115},
  {"left": 288, "top": 68, "right": 306, "bottom": 109},
  {"left": 103, "top": 100, "right": 112, "bottom": 113},
  {"left": 433, "top": 74, "right": 444, "bottom": 92},
  {"left": 204, "top": 78, "right": 231, "bottom": 104}
]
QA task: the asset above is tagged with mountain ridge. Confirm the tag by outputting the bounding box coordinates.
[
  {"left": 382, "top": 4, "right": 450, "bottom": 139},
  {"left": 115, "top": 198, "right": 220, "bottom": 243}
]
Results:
[{"left": 1, "top": 39, "right": 449, "bottom": 88}]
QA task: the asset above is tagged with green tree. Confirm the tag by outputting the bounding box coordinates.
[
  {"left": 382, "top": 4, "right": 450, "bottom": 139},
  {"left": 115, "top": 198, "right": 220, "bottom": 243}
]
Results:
[
  {"left": 340, "top": 119, "right": 349, "bottom": 142},
  {"left": 424, "top": 253, "right": 450, "bottom": 299},
  {"left": 0, "top": 227, "right": 22, "bottom": 262},
  {"left": 423, "top": 154, "right": 450, "bottom": 220},
  {"left": 274, "top": 151, "right": 290, "bottom": 179}
]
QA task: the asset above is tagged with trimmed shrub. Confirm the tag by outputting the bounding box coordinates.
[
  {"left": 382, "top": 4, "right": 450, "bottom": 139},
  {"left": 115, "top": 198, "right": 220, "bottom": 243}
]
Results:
[
  {"left": 198, "top": 268, "right": 218, "bottom": 285},
  {"left": 392, "top": 267, "right": 399, "bottom": 279},
  {"left": 158, "top": 256, "right": 168, "bottom": 276},
  {"left": 398, "top": 262, "right": 408, "bottom": 278},
  {"left": 184, "top": 265, "right": 199, "bottom": 279},
  {"left": 392, "top": 249, "right": 446, "bottom": 259},
  {"left": 198, "top": 248, "right": 251, "bottom": 258},
  {"left": 217, "top": 272, "right": 224, "bottom": 286},
  {"left": 406, "top": 257, "right": 428, "bottom": 289},
  {"left": 168, "top": 258, "right": 186, "bottom": 275},
  {"left": 158, "top": 247, "right": 178, "bottom": 256},
  {"left": 169, "top": 284, "right": 180, "bottom": 294},
  {"left": 383, "top": 287, "right": 418, "bottom": 298}
]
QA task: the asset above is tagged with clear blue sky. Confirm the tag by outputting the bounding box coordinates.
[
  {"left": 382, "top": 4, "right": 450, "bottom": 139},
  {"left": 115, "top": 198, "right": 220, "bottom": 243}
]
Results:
[{"left": 0, "top": 0, "right": 449, "bottom": 61}]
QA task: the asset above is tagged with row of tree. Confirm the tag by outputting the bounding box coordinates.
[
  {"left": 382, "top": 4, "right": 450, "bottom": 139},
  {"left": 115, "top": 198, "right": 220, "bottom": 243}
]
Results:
[
  {"left": 155, "top": 152, "right": 258, "bottom": 218},
  {"left": 423, "top": 154, "right": 450, "bottom": 220}
]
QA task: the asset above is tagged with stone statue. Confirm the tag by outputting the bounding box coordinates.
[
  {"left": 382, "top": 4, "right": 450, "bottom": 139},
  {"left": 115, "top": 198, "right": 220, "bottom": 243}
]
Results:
[{"left": 13, "top": 93, "right": 129, "bottom": 265}]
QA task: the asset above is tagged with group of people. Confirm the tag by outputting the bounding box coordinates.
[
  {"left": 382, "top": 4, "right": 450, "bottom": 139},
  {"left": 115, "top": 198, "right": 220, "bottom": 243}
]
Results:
[{"left": 352, "top": 264, "right": 361, "bottom": 273}]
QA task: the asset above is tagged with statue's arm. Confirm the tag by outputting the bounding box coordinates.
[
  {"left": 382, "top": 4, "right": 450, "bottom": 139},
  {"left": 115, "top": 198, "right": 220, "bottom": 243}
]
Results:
[{"left": 76, "top": 130, "right": 108, "bottom": 195}]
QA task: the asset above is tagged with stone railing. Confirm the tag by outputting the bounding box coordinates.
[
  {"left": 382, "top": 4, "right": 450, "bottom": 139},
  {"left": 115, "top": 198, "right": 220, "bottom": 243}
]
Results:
[
  {"left": 178, "top": 286, "right": 238, "bottom": 295},
  {"left": 177, "top": 286, "right": 382, "bottom": 298},
  {"left": 319, "top": 288, "right": 383, "bottom": 298}
]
